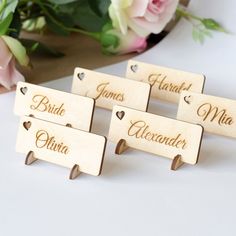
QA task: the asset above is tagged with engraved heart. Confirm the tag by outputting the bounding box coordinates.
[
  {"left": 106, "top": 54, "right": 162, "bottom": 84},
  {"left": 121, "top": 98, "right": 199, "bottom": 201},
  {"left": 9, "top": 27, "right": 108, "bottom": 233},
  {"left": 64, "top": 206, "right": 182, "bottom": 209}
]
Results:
[
  {"left": 130, "top": 64, "right": 138, "bottom": 73},
  {"left": 20, "top": 87, "right": 27, "bottom": 95},
  {"left": 184, "top": 95, "right": 192, "bottom": 105},
  {"left": 77, "top": 72, "right": 85, "bottom": 81},
  {"left": 23, "top": 121, "right": 31, "bottom": 130},
  {"left": 116, "top": 111, "right": 125, "bottom": 120}
]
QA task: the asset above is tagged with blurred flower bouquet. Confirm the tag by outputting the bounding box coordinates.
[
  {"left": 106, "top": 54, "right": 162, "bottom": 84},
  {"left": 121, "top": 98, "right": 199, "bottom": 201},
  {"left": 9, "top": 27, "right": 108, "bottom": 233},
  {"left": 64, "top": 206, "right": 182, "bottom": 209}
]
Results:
[{"left": 0, "top": 0, "right": 225, "bottom": 90}]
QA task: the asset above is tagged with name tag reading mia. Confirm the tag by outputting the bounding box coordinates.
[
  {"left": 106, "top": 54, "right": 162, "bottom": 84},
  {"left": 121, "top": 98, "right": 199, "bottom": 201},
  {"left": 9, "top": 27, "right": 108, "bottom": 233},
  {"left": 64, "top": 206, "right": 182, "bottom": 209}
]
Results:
[
  {"left": 16, "top": 116, "right": 107, "bottom": 176},
  {"left": 126, "top": 60, "right": 205, "bottom": 103},
  {"left": 71, "top": 68, "right": 151, "bottom": 111},
  {"left": 177, "top": 91, "right": 236, "bottom": 138},
  {"left": 109, "top": 106, "right": 203, "bottom": 165},
  {"left": 14, "top": 82, "right": 95, "bottom": 132}
]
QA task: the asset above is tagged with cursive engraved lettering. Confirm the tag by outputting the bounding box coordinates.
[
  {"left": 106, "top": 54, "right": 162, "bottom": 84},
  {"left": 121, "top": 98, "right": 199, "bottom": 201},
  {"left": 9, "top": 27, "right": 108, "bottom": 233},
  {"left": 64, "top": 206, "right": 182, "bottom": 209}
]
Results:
[
  {"left": 148, "top": 74, "right": 192, "bottom": 94},
  {"left": 35, "top": 130, "right": 69, "bottom": 154},
  {"left": 95, "top": 82, "right": 124, "bottom": 101},
  {"left": 128, "top": 120, "right": 187, "bottom": 149},
  {"left": 197, "top": 103, "right": 234, "bottom": 126},
  {"left": 30, "top": 95, "right": 65, "bottom": 116}
]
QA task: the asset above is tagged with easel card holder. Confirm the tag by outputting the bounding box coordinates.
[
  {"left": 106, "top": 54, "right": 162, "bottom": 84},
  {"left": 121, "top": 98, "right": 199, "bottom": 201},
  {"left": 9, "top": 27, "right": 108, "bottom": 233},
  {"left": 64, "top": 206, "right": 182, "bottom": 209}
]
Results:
[
  {"left": 109, "top": 105, "right": 203, "bottom": 167},
  {"left": 71, "top": 68, "right": 151, "bottom": 111},
  {"left": 14, "top": 82, "right": 95, "bottom": 132},
  {"left": 177, "top": 91, "right": 236, "bottom": 138},
  {"left": 16, "top": 116, "right": 107, "bottom": 177},
  {"left": 126, "top": 60, "right": 205, "bottom": 103}
]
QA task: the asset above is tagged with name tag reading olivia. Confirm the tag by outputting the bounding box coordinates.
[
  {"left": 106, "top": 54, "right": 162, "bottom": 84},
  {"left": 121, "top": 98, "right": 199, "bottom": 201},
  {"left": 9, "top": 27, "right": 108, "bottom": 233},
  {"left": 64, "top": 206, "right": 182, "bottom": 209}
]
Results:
[
  {"left": 109, "top": 106, "right": 203, "bottom": 165},
  {"left": 16, "top": 116, "right": 107, "bottom": 176},
  {"left": 71, "top": 68, "right": 151, "bottom": 111},
  {"left": 126, "top": 60, "right": 205, "bottom": 103},
  {"left": 177, "top": 92, "right": 236, "bottom": 138},
  {"left": 14, "top": 82, "right": 95, "bottom": 131}
]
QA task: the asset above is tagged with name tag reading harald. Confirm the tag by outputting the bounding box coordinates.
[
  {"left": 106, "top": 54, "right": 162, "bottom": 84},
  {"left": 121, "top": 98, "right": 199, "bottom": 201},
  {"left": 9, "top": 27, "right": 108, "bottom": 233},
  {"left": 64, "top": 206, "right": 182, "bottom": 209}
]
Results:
[
  {"left": 16, "top": 116, "right": 107, "bottom": 176},
  {"left": 14, "top": 82, "right": 95, "bottom": 131},
  {"left": 177, "top": 91, "right": 236, "bottom": 138},
  {"left": 71, "top": 68, "right": 151, "bottom": 111},
  {"left": 109, "top": 106, "right": 203, "bottom": 165},
  {"left": 126, "top": 60, "right": 205, "bottom": 103}
]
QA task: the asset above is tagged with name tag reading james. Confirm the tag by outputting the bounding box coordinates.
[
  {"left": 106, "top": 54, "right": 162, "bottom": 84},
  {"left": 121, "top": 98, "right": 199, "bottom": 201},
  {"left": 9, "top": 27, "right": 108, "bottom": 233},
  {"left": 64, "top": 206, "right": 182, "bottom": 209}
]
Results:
[
  {"left": 16, "top": 116, "right": 107, "bottom": 176},
  {"left": 14, "top": 82, "right": 95, "bottom": 131},
  {"left": 109, "top": 106, "right": 203, "bottom": 165},
  {"left": 126, "top": 60, "right": 205, "bottom": 103},
  {"left": 177, "top": 91, "right": 236, "bottom": 138},
  {"left": 71, "top": 68, "right": 151, "bottom": 111}
]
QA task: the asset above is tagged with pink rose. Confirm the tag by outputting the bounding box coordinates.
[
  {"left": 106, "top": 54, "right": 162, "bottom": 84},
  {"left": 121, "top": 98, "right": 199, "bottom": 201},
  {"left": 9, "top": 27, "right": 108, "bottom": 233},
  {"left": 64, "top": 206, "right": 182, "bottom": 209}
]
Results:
[
  {"left": 104, "top": 29, "right": 147, "bottom": 54},
  {"left": 109, "top": 0, "right": 179, "bottom": 37},
  {"left": 0, "top": 36, "right": 28, "bottom": 90}
]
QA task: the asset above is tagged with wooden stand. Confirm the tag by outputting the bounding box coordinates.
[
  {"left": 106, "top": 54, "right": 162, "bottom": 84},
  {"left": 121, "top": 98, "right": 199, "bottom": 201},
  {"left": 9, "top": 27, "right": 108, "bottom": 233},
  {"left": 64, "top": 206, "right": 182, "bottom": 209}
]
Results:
[
  {"left": 115, "top": 140, "right": 185, "bottom": 170},
  {"left": 24, "top": 151, "right": 81, "bottom": 180},
  {"left": 69, "top": 165, "right": 81, "bottom": 180},
  {"left": 115, "top": 139, "right": 129, "bottom": 155},
  {"left": 170, "top": 154, "right": 185, "bottom": 171}
]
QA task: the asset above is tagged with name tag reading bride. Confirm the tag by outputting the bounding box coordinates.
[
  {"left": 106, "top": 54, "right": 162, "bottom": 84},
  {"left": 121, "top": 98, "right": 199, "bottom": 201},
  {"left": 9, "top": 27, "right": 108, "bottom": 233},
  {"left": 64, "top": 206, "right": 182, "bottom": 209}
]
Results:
[
  {"left": 16, "top": 116, "right": 107, "bottom": 176},
  {"left": 71, "top": 68, "right": 151, "bottom": 111},
  {"left": 177, "top": 91, "right": 236, "bottom": 138},
  {"left": 126, "top": 60, "right": 205, "bottom": 103},
  {"left": 109, "top": 106, "right": 203, "bottom": 165},
  {"left": 14, "top": 82, "right": 95, "bottom": 131}
]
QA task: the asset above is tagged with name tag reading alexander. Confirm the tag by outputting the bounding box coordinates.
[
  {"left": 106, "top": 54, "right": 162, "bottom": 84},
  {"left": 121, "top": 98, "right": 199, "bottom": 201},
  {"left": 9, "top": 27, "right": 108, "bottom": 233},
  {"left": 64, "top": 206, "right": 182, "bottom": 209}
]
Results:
[
  {"left": 126, "top": 60, "right": 205, "bottom": 103},
  {"left": 71, "top": 68, "right": 151, "bottom": 111},
  {"left": 177, "top": 92, "right": 236, "bottom": 138},
  {"left": 16, "top": 116, "right": 107, "bottom": 176},
  {"left": 14, "top": 82, "right": 95, "bottom": 131},
  {"left": 109, "top": 106, "right": 203, "bottom": 165}
]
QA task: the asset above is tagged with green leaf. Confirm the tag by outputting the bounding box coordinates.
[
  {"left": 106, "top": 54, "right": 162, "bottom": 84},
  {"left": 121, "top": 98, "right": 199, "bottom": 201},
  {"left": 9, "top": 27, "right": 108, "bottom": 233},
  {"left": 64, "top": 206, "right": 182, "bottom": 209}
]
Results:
[
  {"left": 72, "top": 1, "right": 109, "bottom": 32},
  {"left": 48, "top": 0, "right": 78, "bottom": 5},
  {"left": 21, "top": 39, "right": 64, "bottom": 57},
  {"left": 1, "top": 35, "right": 29, "bottom": 66},
  {"left": 0, "top": 12, "right": 12, "bottom": 35},
  {"left": 88, "top": 0, "right": 111, "bottom": 17},
  {"left": 201, "top": 18, "right": 226, "bottom": 33},
  {"left": 0, "top": 0, "right": 18, "bottom": 21}
]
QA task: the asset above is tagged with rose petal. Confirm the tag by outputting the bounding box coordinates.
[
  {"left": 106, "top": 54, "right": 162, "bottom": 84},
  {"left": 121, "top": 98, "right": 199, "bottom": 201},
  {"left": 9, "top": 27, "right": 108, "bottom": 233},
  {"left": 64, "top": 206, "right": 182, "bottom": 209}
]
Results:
[
  {"left": 127, "top": 0, "right": 149, "bottom": 17},
  {"left": 0, "top": 37, "right": 12, "bottom": 69},
  {"left": 0, "top": 58, "right": 24, "bottom": 90},
  {"left": 1, "top": 35, "right": 29, "bottom": 66}
]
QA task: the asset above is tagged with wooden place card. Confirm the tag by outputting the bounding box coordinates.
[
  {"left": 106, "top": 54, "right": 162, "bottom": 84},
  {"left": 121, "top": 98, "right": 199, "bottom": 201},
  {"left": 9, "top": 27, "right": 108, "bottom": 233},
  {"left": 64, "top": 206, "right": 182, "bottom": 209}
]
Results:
[
  {"left": 109, "top": 105, "right": 203, "bottom": 169},
  {"left": 71, "top": 67, "right": 151, "bottom": 111},
  {"left": 14, "top": 82, "right": 95, "bottom": 132},
  {"left": 16, "top": 116, "right": 107, "bottom": 177},
  {"left": 177, "top": 91, "right": 236, "bottom": 138},
  {"left": 126, "top": 60, "right": 205, "bottom": 103}
]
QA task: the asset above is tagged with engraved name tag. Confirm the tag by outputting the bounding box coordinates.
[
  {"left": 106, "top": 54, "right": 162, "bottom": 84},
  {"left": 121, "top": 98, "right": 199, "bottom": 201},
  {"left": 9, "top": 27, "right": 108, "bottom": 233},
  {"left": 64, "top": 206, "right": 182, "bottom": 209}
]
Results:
[
  {"left": 177, "top": 91, "right": 236, "bottom": 138},
  {"left": 109, "top": 105, "right": 203, "bottom": 164},
  {"left": 126, "top": 60, "right": 205, "bottom": 103},
  {"left": 71, "top": 68, "right": 151, "bottom": 111},
  {"left": 14, "top": 82, "right": 95, "bottom": 131},
  {"left": 16, "top": 116, "right": 107, "bottom": 176}
]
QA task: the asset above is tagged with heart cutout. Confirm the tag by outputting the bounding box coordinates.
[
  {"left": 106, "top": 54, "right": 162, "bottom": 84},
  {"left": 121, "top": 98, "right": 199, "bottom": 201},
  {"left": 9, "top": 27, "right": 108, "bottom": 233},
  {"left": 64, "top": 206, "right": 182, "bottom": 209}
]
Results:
[
  {"left": 77, "top": 72, "right": 85, "bottom": 81},
  {"left": 184, "top": 95, "right": 192, "bottom": 105},
  {"left": 130, "top": 64, "right": 138, "bottom": 73},
  {"left": 20, "top": 87, "right": 27, "bottom": 95},
  {"left": 23, "top": 121, "right": 31, "bottom": 130},
  {"left": 116, "top": 111, "right": 125, "bottom": 120}
]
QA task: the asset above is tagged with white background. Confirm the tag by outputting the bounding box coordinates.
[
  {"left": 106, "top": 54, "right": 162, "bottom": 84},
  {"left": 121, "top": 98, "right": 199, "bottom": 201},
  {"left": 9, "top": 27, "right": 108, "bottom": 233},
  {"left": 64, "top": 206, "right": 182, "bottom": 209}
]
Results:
[{"left": 1, "top": 0, "right": 236, "bottom": 235}]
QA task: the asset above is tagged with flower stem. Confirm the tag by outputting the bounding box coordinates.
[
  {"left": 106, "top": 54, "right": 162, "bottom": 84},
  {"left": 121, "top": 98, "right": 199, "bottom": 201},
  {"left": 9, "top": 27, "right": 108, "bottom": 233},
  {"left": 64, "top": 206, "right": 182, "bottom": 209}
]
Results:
[{"left": 177, "top": 6, "right": 202, "bottom": 22}]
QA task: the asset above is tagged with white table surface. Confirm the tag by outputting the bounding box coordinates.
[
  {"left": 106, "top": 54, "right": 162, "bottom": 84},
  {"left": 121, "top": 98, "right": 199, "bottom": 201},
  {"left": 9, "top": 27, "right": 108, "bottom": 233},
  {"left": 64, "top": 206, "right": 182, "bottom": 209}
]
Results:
[{"left": 1, "top": 0, "right": 236, "bottom": 235}]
